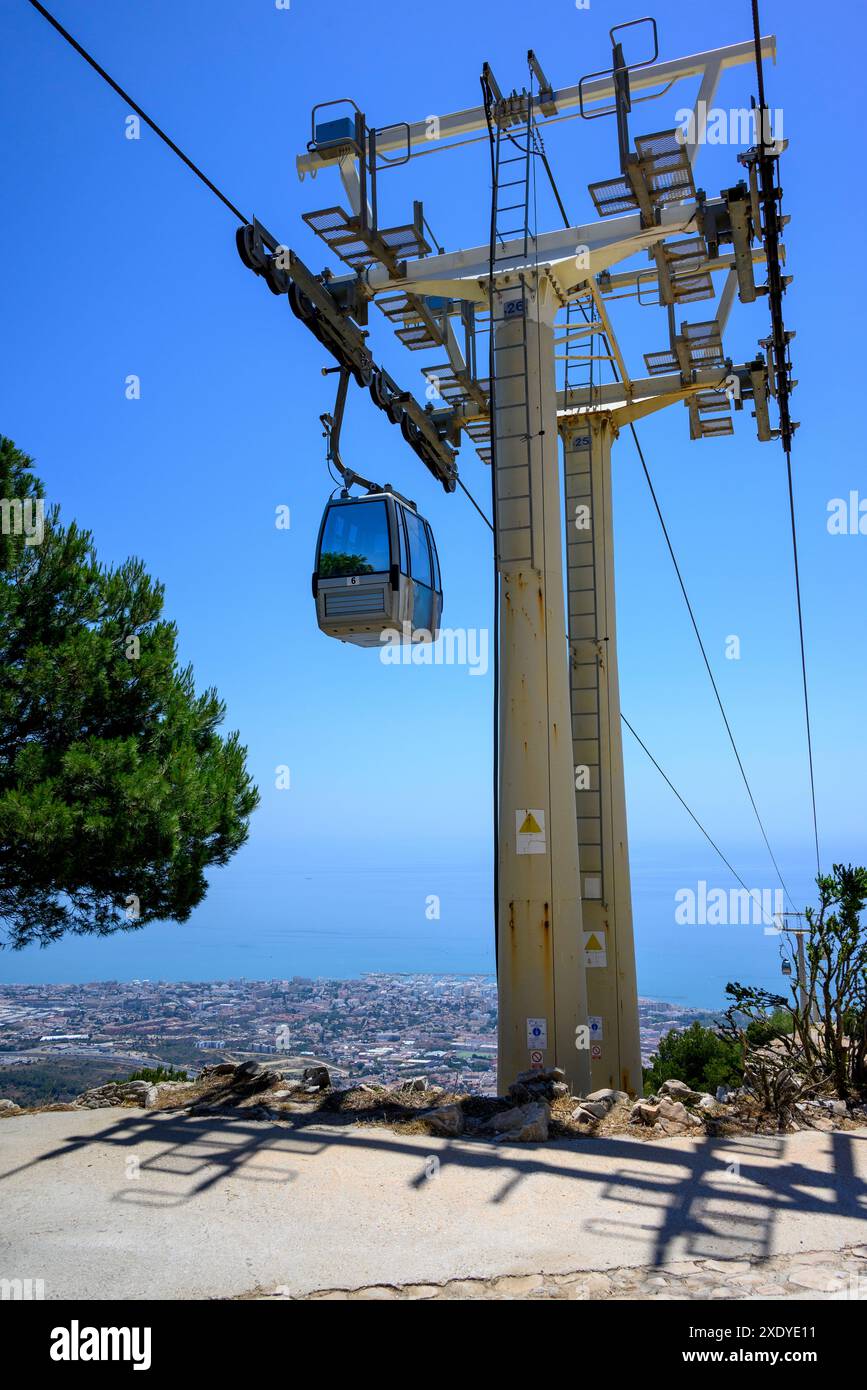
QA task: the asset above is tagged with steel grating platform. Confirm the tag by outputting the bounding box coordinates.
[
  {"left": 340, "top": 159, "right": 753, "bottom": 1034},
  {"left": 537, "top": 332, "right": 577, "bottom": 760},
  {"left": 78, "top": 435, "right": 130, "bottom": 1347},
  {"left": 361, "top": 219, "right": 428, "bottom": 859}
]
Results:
[
  {"left": 588, "top": 129, "right": 696, "bottom": 218},
  {"left": 302, "top": 206, "right": 430, "bottom": 274}
]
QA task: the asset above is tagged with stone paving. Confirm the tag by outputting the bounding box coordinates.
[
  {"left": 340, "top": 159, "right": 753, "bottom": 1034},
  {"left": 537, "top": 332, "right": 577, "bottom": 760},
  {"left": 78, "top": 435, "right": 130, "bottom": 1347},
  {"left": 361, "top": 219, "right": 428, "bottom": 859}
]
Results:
[{"left": 261, "top": 1245, "right": 867, "bottom": 1301}]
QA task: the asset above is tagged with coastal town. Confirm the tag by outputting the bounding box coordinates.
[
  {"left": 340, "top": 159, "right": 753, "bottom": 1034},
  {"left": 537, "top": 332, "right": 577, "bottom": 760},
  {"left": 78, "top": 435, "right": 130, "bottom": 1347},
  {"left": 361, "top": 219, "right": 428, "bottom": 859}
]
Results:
[{"left": 0, "top": 976, "right": 717, "bottom": 1102}]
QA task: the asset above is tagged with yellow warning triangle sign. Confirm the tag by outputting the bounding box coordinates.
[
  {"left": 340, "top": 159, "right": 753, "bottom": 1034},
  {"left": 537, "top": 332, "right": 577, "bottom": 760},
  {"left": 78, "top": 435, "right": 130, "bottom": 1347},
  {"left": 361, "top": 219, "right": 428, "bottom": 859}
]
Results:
[
  {"left": 585, "top": 933, "right": 603, "bottom": 952},
  {"left": 519, "top": 813, "right": 542, "bottom": 835}
]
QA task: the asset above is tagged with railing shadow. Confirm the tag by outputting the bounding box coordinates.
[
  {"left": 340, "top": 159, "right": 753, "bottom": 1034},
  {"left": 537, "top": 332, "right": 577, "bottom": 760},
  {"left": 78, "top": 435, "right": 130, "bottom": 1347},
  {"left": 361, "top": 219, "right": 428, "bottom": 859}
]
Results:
[{"left": 3, "top": 1106, "right": 865, "bottom": 1269}]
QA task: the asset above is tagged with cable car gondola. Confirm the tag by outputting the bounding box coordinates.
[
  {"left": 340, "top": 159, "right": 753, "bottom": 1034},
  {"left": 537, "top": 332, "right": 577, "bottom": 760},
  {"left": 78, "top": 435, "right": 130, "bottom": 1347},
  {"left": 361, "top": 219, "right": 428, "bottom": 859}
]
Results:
[
  {"left": 311, "top": 363, "right": 443, "bottom": 647},
  {"left": 313, "top": 488, "right": 443, "bottom": 647}
]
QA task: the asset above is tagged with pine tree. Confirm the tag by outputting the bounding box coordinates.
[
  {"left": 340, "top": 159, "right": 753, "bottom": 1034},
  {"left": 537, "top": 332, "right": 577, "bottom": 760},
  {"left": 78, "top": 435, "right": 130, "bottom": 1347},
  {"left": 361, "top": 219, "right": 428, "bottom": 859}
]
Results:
[{"left": 0, "top": 437, "right": 259, "bottom": 948}]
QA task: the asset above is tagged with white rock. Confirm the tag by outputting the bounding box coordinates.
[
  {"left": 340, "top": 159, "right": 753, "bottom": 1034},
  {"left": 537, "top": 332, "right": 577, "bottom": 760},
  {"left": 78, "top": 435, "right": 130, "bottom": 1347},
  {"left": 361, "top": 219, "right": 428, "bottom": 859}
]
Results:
[
  {"left": 578, "top": 1100, "right": 610, "bottom": 1119},
  {"left": 496, "top": 1108, "right": 549, "bottom": 1143},
  {"left": 586, "top": 1088, "right": 628, "bottom": 1108},
  {"left": 571, "top": 1105, "right": 600, "bottom": 1127},
  {"left": 630, "top": 1101, "right": 659, "bottom": 1126},
  {"left": 424, "top": 1104, "right": 464, "bottom": 1138},
  {"left": 659, "top": 1079, "right": 703, "bottom": 1104},
  {"left": 658, "top": 1097, "right": 702, "bottom": 1127},
  {"left": 393, "top": 1076, "right": 427, "bottom": 1094},
  {"left": 489, "top": 1102, "right": 549, "bottom": 1141},
  {"left": 787, "top": 1268, "right": 844, "bottom": 1292}
]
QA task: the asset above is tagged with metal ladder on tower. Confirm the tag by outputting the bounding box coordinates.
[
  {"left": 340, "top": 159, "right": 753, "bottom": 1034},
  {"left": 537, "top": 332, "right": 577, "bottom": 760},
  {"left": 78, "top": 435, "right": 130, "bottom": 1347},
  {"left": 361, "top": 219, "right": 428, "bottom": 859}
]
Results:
[
  {"left": 484, "top": 64, "right": 536, "bottom": 568},
  {"left": 561, "top": 295, "right": 607, "bottom": 907}
]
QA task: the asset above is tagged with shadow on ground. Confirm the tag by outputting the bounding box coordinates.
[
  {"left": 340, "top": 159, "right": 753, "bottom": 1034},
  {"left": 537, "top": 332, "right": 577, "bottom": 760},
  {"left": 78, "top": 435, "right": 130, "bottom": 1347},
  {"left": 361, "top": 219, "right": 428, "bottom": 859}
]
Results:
[{"left": 3, "top": 1105, "right": 865, "bottom": 1270}]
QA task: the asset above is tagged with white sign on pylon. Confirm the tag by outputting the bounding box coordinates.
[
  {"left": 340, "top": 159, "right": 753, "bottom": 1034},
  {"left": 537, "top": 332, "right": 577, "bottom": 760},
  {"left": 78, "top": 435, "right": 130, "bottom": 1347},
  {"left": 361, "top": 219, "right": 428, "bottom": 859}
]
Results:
[
  {"left": 583, "top": 930, "right": 607, "bottom": 968},
  {"left": 516, "top": 809, "right": 546, "bottom": 854}
]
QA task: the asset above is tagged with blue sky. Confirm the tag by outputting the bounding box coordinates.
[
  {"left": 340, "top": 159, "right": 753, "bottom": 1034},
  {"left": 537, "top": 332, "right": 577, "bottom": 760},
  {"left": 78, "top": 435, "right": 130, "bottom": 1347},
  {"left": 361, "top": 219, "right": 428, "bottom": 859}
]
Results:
[{"left": 1, "top": 0, "right": 864, "bottom": 1002}]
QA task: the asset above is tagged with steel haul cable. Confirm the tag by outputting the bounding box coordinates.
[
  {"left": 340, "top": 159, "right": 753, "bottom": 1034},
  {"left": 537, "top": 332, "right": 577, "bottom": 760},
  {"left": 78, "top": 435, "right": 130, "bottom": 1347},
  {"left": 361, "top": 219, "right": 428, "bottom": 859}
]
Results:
[
  {"left": 24, "top": 0, "right": 495, "bottom": 529},
  {"left": 751, "top": 0, "right": 821, "bottom": 879},
  {"left": 25, "top": 0, "right": 249, "bottom": 225},
  {"left": 621, "top": 714, "right": 780, "bottom": 927}
]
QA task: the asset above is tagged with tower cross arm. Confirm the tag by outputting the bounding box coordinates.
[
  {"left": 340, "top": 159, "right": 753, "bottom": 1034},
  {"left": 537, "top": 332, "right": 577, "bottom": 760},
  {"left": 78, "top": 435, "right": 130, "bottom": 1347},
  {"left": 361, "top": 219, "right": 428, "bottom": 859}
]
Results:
[
  {"left": 296, "top": 35, "right": 776, "bottom": 176},
  {"left": 557, "top": 365, "right": 757, "bottom": 426},
  {"left": 361, "top": 200, "right": 718, "bottom": 298}
]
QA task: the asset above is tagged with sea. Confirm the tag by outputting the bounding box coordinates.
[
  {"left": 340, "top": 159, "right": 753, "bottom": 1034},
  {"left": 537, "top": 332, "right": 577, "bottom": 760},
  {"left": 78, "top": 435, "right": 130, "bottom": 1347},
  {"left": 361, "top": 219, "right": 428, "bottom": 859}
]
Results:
[{"left": 0, "top": 846, "right": 817, "bottom": 1012}]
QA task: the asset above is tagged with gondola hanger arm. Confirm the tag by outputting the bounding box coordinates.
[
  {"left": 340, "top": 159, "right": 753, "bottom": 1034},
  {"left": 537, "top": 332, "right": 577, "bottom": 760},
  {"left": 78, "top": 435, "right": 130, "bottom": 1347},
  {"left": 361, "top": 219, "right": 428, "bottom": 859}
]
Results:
[{"left": 319, "top": 364, "right": 379, "bottom": 494}]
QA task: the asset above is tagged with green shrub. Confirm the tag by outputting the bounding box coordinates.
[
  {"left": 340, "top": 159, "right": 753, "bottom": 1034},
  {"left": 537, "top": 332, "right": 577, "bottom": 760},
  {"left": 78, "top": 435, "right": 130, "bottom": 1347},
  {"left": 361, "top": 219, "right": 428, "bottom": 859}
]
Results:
[
  {"left": 643, "top": 1021, "right": 742, "bottom": 1094},
  {"left": 745, "top": 1008, "right": 794, "bottom": 1048},
  {"left": 121, "top": 1066, "right": 188, "bottom": 1084}
]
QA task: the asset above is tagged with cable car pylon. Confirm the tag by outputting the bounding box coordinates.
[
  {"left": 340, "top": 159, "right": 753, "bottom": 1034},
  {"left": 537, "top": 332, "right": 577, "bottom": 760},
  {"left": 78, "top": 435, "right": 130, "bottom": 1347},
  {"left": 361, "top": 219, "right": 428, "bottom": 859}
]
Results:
[
  {"left": 240, "top": 19, "right": 788, "bottom": 1098},
  {"left": 21, "top": 1, "right": 803, "bottom": 1100}
]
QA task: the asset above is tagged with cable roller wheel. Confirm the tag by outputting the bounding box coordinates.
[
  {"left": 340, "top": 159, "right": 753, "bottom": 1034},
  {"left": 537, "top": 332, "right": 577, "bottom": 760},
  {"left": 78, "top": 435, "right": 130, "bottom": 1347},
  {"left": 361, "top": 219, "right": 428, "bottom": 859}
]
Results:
[
  {"left": 288, "top": 282, "right": 314, "bottom": 322},
  {"left": 351, "top": 356, "right": 374, "bottom": 390},
  {"left": 369, "top": 371, "right": 389, "bottom": 411},
  {"left": 400, "top": 414, "right": 421, "bottom": 446},
  {"left": 264, "top": 258, "right": 290, "bottom": 296},
  {"left": 235, "top": 224, "right": 258, "bottom": 272}
]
